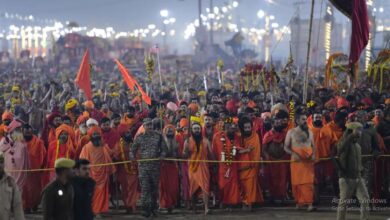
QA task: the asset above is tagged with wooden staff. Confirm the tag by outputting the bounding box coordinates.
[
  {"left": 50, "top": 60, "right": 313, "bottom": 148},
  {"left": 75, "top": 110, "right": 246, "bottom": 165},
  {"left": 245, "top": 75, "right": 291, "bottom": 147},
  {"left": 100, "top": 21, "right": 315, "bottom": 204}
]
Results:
[{"left": 303, "top": 0, "right": 315, "bottom": 104}]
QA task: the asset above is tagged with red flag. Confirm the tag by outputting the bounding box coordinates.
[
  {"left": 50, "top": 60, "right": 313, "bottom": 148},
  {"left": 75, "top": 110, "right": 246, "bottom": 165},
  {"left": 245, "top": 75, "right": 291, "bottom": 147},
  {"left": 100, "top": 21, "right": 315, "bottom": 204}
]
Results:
[
  {"left": 115, "top": 59, "right": 152, "bottom": 105},
  {"left": 349, "top": 0, "right": 369, "bottom": 64},
  {"left": 75, "top": 49, "right": 92, "bottom": 100},
  {"left": 330, "top": 0, "right": 369, "bottom": 65},
  {"left": 115, "top": 59, "right": 136, "bottom": 92}
]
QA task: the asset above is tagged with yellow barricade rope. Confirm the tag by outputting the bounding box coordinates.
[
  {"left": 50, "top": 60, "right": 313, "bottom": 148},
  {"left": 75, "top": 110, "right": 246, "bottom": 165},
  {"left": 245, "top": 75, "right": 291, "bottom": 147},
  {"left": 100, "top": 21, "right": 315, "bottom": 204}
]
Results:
[{"left": 5, "top": 154, "right": 390, "bottom": 173}]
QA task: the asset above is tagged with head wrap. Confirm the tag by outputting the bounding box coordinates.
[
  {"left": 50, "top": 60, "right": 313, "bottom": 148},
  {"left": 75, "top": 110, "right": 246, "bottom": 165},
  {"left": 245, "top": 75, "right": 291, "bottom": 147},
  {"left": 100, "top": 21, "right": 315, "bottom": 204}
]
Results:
[
  {"left": 179, "top": 118, "right": 189, "bottom": 128},
  {"left": 190, "top": 116, "right": 202, "bottom": 124},
  {"left": 83, "top": 100, "right": 95, "bottom": 109},
  {"left": 385, "top": 98, "right": 390, "bottom": 105},
  {"left": 55, "top": 124, "right": 75, "bottom": 141},
  {"left": 11, "top": 85, "right": 20, "bottom": 93},
  {"left": 86, "top": 118, "right": 99, "bottom": 127},
  {"left": 2, "top": 111, "right": 13, "bottom": 121},
  {"left": 47, "top": 112, "right": 62, "bottom": 125},
  {"left": 87, "top": 126, "right": 102, "bottom": 137},
  {"left": 76, "top": 115, "right": 88, "bottom": 126},
  {"left": 271, "top": 103, "right": 288, "bottom": 116},
  {"left": 336, "top": 97, "right": 349, "bottom": 109},
  {"left": 166, "top": 102, "right": 178, "bottom": 112},
  {"left": 54, "top": 158, "right": 75, "bottom": 169},
  {"left": 346, "top": 122, "right": 363, "bottom": 130},
  {"left": 7, "top": 120, "right": 22, "bottom": 133},
  {"left": 65, "top": 98, "right": 79, "bottom": 111},
  {"left": 117, "top": 124, "right": 130, "bottom": 137},
  {"left": 198, "top": 91, "right": 206, "bottom": 97},
  {"left": 163, "top": 124, "right": 176, "bottom": 135}
]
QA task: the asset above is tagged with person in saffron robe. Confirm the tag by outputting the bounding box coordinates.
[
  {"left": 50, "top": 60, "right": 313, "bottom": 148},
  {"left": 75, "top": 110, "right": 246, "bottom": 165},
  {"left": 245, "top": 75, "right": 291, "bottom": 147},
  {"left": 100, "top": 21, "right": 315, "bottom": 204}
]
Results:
[
  {"left": 262, "top": 110, "right": 289, "bottom": 203},
  {"left": 100, "top": 117, "right": 120, "bottom": 150},
  {"left": 285, "top": 111, "right": 316, "bottom": 211},
  {"left": 83, "top": 101, "right": 104, "bottom": 123},
  {"left": 183, "top": 122, "right": 212, "bottom": 215},
  {"left": 41, "top": 112, "right": 62, "bottom": 148},
  {"left": 22, "top": 124, "right": 46, "bottom": 213},
  {"left": 45, "top": 124, "right": 75, "bottom": 183},
  {"left": 159, "top": 124, "right": 179, "bottom": 213},
  {"left": 238, "top": 116, "right": 264, "bottom": 211},
  {"left": 320, "top": 110, "right": 348, "bottom": 196},
  {"left": 0, "top": 111, "right": 13, "bottom": 140},
  {"left": 75, "top": 115, "right": 89, "bottom": 158},
  {"left": 176, "top": 118, "right": 191, "bottom": 208},
  {"left": 113, "top": 124, "right": 140, "bottom": 213},
  {"left": 0, "top": 120, "right": 29, "bottom": 192},
  {"left": 79, "top": 126, "right": 116, "bottom": 216},
  {"left": 212, "top": 117, "right": 241, "bottom": 209}
]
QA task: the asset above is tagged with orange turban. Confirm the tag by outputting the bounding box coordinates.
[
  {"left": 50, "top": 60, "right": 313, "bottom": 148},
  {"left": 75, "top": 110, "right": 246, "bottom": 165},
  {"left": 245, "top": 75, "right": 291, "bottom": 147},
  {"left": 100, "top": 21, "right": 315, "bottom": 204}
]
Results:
[
  {"left": 117, "top": 124, "right": 130, "bottom": 137},
  {"left": 55, "top": 124, "right": 75, "bottom": 142},
  {"left": 188, "top": 103, "right": 199, "bottom": 114},
  {"left": 179, "top": 118, "right": 189, "bottom": 128},
  {"left": 163, "top": 124, "right": 176, "bottom": 135},
  {"left": 87, "top": 126, "right": 102, "bottom": 137},
  {"left": 83, "top": 100, "right": 95, "bottom": 109},
  {"left": 2, "top": 112, "right": 13, "bottom": 121},
  {"left": 76, "top": 115, "right": 88, "bottom": 126}
]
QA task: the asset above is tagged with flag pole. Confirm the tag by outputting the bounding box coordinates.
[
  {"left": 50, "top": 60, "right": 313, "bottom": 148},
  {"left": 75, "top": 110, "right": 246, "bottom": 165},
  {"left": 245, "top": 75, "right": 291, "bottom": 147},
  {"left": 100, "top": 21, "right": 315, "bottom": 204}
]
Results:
[
  {"left": 156, "top": 46, "right": 163, "bottom": 93},
  {"left": 303, "top": 0, "right": 315, "bottom": 104}
]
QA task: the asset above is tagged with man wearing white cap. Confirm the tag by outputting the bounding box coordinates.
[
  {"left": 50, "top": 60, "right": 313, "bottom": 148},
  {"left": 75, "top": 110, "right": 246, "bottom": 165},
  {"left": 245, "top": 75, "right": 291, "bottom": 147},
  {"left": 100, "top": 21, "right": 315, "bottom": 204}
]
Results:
[
  {"left": 0, "top": 152, "right": 25, "bottom": 220},
  {"left": 41, "top": 158, "right": 75, "bottom": 220},
  {"left": 86, "top": 118, "right": 99, "bottom": 128}
]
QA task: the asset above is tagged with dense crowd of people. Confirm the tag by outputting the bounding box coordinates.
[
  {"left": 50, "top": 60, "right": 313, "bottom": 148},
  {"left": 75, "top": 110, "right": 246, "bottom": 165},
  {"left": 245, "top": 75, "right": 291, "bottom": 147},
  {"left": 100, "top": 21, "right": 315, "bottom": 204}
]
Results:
[{"left": 0, "top": 54, "right": 389, "bottom": 220}]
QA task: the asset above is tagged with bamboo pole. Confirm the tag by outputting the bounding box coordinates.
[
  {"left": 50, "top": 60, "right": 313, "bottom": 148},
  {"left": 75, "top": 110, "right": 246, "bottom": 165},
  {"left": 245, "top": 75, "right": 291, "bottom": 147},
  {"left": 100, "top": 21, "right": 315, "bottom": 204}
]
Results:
[{"left": 303, "top": 0, "right": 315, "bottom": 104}]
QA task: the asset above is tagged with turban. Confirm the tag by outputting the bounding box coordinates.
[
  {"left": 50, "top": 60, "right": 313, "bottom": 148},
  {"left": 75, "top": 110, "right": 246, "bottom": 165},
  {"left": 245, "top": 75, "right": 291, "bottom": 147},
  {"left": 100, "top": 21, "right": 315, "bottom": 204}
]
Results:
[
  {"left": 76, "top": 115, "right": 88, "bottom": 126},
  {"left": 198, "top": 91, "right": 206, "bottom": 97},
  {"left": 190, "top": 116, "right": 202, "bottom": 124},
  {"left": 11, "top": 85, "right": 20, "bottom": 92},
  {"left": 7, "top": 120, "right": 22, "bottom": 133},
  {"left": 188, "top": 103, "right": 199, "bottom": 114},
  {"left": 65, "top": 98, "right": 78, "bottom": 111},
  {"left": 224, "top": 117, "right": 238, "bottom": 125},
  {"left": 83, "top": 100, "right": 95, "bottom": 109},
  {"left": 385, "top": 98, "right": 390, "bottom": 105},
  {"left": 271, "top": 103, "right": 288, "bottom": 116},
  {"left": 2, "top": 111, "right": 13, "bottom": 121},
  {"left": 55, "top": 124, "right": 75, "bottom": 141},
  {"left": 87, "top": 126, "right": 102, "bottom": 137},
  {"left": 179, "top": 118, "right": 189, "bottom": 128},
  {"left": 86, "top": 118, "right": 99, "bottom": 127},
  {"left": 163, "top": 124, "right": 176, "bottom": 135},
  {"left": 261, "top": 112, "right": 272, "bottom": 120},
  {"left": 117, "top": 124, "right": 130, "bottom": 137},
  {"left": 47, "top": 112, "right": 62, "bottom": 125},
  {"left": 336, "top": 97, "right": 349, "bottom": 109},
  {"left": 361, "top": 98, "right": 373, "bottom": 107},
  {"left": 346, "top": 122, "right": 363, "bottom": 130},
  {"left": 54, "top": 158, "right": 75, "bottom": 169},
  {"left": 166, "top": 102, "right": 178, "bottom": 112}
]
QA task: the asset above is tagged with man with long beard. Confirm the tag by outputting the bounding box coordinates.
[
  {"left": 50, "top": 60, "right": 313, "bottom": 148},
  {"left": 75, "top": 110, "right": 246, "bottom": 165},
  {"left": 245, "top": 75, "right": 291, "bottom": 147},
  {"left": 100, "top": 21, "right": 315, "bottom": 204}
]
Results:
[
  {"left": 79, "top": 126, "right": 116, "bottom": 217},
  {"left": 262, "top": 110, "right": 289, "bottom": 203},
  {"left": 285, "top": 112, "right": 316, "bottom": 211},
  {"left": 159, "top": 124, "right": 179, "bottom": 213},
  {"left": 212, "top": 117, "right": 241, "bottom": 210},
  {"left": 113, "top": 124, "right": 140, "bottom": 213},
  {"left": 0, "top": 120, "right": 29, "bottom": 193},
  {"left": 238, "top": 116, "right": 263, "bottom": 211},
  {"left": 184, "top": 122, "right": 212, "bottom": 215},
  {"left": 22, "top": 124, "right": 46, "bottom": 213}
]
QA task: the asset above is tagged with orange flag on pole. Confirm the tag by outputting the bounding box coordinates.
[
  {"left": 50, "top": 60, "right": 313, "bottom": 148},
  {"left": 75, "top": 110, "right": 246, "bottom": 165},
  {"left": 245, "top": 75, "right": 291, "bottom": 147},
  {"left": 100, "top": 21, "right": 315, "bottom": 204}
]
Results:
[
  {"left": 75, "top": 49, "right": 92, "bottom": 100},
  {"left": 115, "top": 59, "right": 152, "bottom": 105}
]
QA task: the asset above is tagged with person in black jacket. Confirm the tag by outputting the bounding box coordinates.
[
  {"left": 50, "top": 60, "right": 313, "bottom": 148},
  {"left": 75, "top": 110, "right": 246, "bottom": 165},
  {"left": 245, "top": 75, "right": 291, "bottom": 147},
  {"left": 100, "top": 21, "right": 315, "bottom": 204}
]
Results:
[{"left": 72, "top": 159, "right": 95, "bottom": 220}]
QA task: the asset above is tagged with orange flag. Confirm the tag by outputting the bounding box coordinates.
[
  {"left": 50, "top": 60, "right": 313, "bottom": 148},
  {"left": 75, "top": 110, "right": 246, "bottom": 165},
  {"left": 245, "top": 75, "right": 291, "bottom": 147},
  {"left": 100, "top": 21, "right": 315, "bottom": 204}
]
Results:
[
  {"left": 75, "top": 49, "right": 92, "bottom": 100},
  {"left": 115, "top": 59, "right": 152, "bottom": 105}
]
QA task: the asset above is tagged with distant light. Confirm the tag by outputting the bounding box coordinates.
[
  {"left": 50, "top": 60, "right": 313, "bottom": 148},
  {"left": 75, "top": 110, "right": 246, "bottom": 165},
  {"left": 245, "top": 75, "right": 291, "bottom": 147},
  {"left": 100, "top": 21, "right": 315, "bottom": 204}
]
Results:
[
  {"left": 169, "top": 17, "right": 176, "bottom": 23},
  {"left": 269, "top": 15, "right": 275, "bottom": 20},
  {"left": 161, "top": 32, "right": 166, "bottom": 36},
  {"left": 222, "top": 7, "right": 228, "bottom": 13},
  {"left": 148, "top": 24, "right": 156, "bottom": 29},
  {"left": 257, "top": 10, "right": 265, "bottom": 19},
  {"left": 271, "top": 22, "right": 279, "bottom": 28},
  {"left": 206, "top": 8, "right": 210, "bottom": 13},
  {"left": 160, "top": 9, "right": 169, "bottom": 18},
  {"left": 29, "top": 15, "right": 34, "bottom": 20},
  {"left": 379, "top": 7, "right": 384, "bottom": 13},
  {"left": 232, "top": 1, "right": 239, "bottom": 8},
  {"left": 170, "top": 29, "right": 175, "bottom": 36},
  {"left": 214, "top": 7, "right": 219, "bottom": 14},
  {"left": 163, "top": 19, "right": 170, "bottom": 25},
  {"left": 208, "top": 13, "right": 215, "bottom": 19}
]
